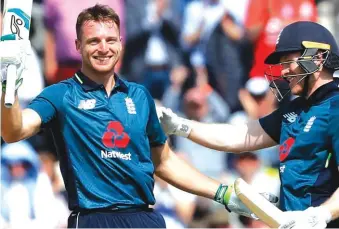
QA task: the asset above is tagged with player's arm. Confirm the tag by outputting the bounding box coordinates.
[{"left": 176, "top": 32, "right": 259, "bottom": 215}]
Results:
[
  {"left": 1, "top": 40, "right": 67, "bottom": 143},
  {"left": 322, "top": 188, "right": 339, "bottom": 221},
  {"left": 146, "top": 86, "right": 277, "bottom": 219},
  {"left": 189, "top": 119, "right": 276, "bottom": 153},
  {"left": 1, "top": 39, "right": 42, "bottom": 142},
  {"left": 1, "top": 94, "right": 42, "bottom": 142},
  {"left": 157, "top": 107, "right": 279, "bottom": 153},
  {"left": 152, "top": 143, "right": 218, "bottom": 199},
  {"left": 151, "top": 142, "right": 277, "bottom": 219}
]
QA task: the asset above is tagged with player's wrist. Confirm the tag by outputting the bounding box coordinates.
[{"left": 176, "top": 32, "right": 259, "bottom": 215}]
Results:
[
  {"left": 214, "top": 184, "right": 233, "bottom": 211},
  {"left": 174, "top": 118, "right": 192, "bottom": 137},
  {"left": 316, "top": 206, "right": 332, "bottom": 223}
]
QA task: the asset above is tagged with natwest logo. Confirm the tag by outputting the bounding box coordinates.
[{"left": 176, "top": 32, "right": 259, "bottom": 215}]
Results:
[
  {"left": 101, "top": 150, "right": 131, "bottom": 160},
  {"left": 102, "top": 121, "right": 130, "bottom": 148},
  {"left": 279, "top": 137, "right": 295, "bottom": 162}
]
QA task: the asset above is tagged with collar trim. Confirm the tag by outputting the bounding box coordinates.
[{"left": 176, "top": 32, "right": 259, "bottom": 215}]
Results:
[
  {"left": 73, "top": 71, "right": 128, "bottom": 92},
  {"left": 306, "top": 81, "right": 339, "bottom": 105}
]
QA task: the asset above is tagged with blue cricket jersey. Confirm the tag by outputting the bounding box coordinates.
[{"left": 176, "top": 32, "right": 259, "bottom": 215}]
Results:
[
  {"left": 260, "top": 81, "right": 339, "bottom": 212},
  {"left": 28, "top": 71, "right": 167, "bottom": 210}
]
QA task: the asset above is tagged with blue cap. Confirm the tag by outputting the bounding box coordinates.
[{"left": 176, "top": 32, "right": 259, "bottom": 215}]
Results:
[{"left": 265, "top": 21, "right": 339, "bottom": 67}]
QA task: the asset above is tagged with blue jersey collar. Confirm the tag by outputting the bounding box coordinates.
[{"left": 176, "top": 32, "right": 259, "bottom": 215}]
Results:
[
  {"left": 73, "top": 71, "right": 128, "bottom": 92},
  {"left": 306, "top": 81, "right": 339, "bottom": 105}
]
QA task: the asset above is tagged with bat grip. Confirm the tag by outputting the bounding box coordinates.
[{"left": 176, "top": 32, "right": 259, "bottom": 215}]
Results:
[{"left": 4, "top": 64, "right": 17, "bottom": 108}]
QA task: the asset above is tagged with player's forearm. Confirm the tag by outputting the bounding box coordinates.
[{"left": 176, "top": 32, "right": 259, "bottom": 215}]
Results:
[
  {"left": 188, "top": 121, "right": 245, "bottom": 153},
  {"left": 322, "top": 188, "right": 339, "bottom": 221},
  {"left": 188, "top": 119, "right": 276, "bottom": 153},
  {"left": 1, "top": 93, "right": 24, "bottom": 142},
  {"left": 155, "top": 148, "right": 220, "bottom": 199}
]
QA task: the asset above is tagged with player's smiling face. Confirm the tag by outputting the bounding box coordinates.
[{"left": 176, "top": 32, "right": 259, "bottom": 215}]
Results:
[
  {"left": 76, "top": 20, "right": 122, "bottom": 74},
  {"left": 280, "top": 52, "right": 306, "bottom": 96}
]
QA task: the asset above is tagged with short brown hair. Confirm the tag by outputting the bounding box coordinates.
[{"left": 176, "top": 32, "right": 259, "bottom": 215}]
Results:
[{"left": 76, "top": 4, "right": 120, "bottom": 40}]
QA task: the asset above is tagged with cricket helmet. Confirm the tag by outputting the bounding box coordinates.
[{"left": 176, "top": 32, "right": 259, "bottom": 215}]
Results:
[{"left": 264, "top": 21, "right": 339, "bottom": 101}]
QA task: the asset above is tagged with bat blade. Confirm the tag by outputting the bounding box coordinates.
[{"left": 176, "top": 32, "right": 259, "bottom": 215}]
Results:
[
  {"left": 234, "top": 178, "right": 285, "bottom": 228},
  {"left": 2, "top": 0, "right": 33, "bottom": 107}
]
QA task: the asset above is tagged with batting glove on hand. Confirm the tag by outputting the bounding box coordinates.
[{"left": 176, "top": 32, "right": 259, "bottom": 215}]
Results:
[
  {"left": 0, "top": 38, "right": 31, "bottom": 93},
  {"left": 215, "top": 184, "right": 279, "bottom": 219},
  {"left": 278, "top": 206, "right": 331, "bottom": 229},
  {"left": 156, "top": 107, "right": 192, "bottom": 137}
]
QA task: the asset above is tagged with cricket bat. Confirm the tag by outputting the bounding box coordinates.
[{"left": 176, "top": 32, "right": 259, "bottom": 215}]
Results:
[
  {"left": 234, "top": 178, "right": 286, "bottom": 228},
  {"left": 1, "top": 0, "right": 32, "bottom": 108}
]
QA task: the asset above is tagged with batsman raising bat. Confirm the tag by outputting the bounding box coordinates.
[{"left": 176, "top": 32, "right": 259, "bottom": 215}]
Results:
[
  {"left": 158, "top": 21, "right": 339, "bottom": 228},
  {"left": 1, "top": 0, "right": 33, "bottom": 107}
]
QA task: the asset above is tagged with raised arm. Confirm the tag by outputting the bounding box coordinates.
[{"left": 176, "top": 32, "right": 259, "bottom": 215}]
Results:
[
  {"left": 1, "top": 94, "right": 42, "bottom": 142},
  {"left": 1, "top": 40, "right": 42, "bottom": 142}
]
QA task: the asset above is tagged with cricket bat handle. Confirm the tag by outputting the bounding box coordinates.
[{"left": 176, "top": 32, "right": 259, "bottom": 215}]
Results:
[{"left": 4, "top": 64, "right": 17, "bottom": 108}]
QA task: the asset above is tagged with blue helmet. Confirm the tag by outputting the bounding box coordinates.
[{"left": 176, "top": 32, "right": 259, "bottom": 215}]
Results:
[{"left": 264, "top": 21, "right": 339, "bottom": 101}]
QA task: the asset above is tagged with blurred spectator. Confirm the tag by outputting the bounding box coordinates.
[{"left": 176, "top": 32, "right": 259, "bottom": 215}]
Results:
[
  {"left": 162, "top": 65, "right": 230, "bottom": 122},
  {"left": 222, "top": 0, "right": 250, "bottom": 25},
  {"left": 244, "top": 0, "right": 318, "bottom": 78},
  {"left": 181, "top": 0, "right": 226, "bottom": 67},
  {"left": 238, "top": 215, "right": 270, "bottom": 228},
  {"left": 121, "top": 0, "right": 185, "bottom": 100},
  {"left": 190, "top": 207, "right": 231, "bottom": 228},
  {"left": 233, "top": 152, "right": 280, "bottom": 195},
  {"left": 238, "top": 77, "right": 276, "bottom": 120},
  {"left": 43, "top": 0, "right": 125, "bottom": 84},
  {"left": 0, "top": 141, "right": 59, "bottom": 228},
  {"left": 39, "top": 151, "right": 70, "bottom": 228},
  {"left": 206, "top": 10, "right": 251, "bottom": 113},
  {"left": 161, "top": 65, "right": 190, "bottom": 112},
  {"left": 153, "top": 174, "right": 196, "bottom": 228},
  {"left": 39, "top": 151, "right": 64, "bottom": 194}
]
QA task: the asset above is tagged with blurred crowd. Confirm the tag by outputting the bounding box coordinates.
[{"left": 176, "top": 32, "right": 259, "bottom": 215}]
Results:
[{"left": 1, "top": 0, "right": 339, "bottom": 228}]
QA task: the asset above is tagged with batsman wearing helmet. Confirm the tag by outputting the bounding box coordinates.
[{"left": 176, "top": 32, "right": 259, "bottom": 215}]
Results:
[{"left": 158, "top": 21, "right": 339, "bottom": 228}]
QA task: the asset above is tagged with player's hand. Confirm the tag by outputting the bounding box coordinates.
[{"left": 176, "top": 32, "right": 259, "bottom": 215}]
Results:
[
  {"left": 278, "top": 206, "right": 332, "bottom": 229},
  {"left": 216, "top": 184, "right": 279, "bottom": 219},
  {"left": 156, "top": 107, "right": 192, "bottom": 137},
  {"left": 0, "top": 38, "right": 31, "bottom": 93}
]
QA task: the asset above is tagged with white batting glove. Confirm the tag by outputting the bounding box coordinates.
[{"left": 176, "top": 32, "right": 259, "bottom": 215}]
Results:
[
  {"left": 279, "top": 206, "right": 332, "bottom": 229},
  {"left": 156, "top": 107, "right": 192, "bottom": 137},
  {"left": 0, "top": 39, "right": 31, "bottom": 92},
  {"left": 215, "top": 184, "right": 279, "bottom": 219}
]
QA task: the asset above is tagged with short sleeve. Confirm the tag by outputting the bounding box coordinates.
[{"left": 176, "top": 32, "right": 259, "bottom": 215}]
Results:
[
  {"left": 328, "top": 100, "right": 339, "bottom": 166},
  {"left": 259, "top": 107, "right": 283, "bottom": 143},
  {"left": 28, "top": 83, "right": 69, "bottom": 128},
  {"left": 142, "top": 88, "right": 167, "bottom": 147}
]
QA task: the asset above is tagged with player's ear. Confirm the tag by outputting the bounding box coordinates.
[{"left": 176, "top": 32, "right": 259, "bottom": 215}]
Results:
[
  {"left": 75, "top": 39, "right": 81, "bottom": 53},
  {"left": 314, "top": 50, "right": 327, "bottom": 69},
  {"left": 118, "top": 36, "right": 123, "bottom": 53}
]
